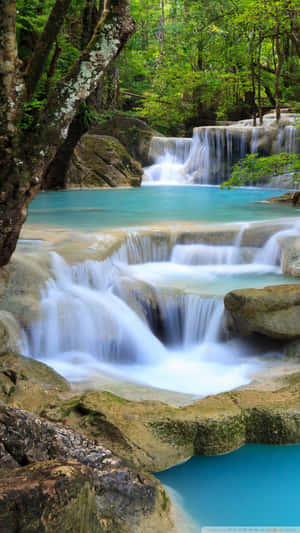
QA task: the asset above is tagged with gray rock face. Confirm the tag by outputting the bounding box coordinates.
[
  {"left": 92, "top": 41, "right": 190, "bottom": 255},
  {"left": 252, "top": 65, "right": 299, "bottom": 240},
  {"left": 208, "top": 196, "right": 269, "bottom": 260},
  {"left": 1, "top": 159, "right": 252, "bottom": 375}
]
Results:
[
  {"left": 0, "top": 460, "right": 103, "bottom": 533},
  {"left": 0, "top": 402, "right": 174, "bottom": 533},
  {"left": 66, "top": 134, "right": 143, "bottom": 188}
]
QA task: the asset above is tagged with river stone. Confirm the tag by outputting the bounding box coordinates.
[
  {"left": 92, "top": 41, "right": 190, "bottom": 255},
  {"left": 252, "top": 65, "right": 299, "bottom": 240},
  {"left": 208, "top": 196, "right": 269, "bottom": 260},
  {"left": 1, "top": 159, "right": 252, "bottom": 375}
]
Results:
[
  {"left": 90, "top": 116, "right": 161, "bottom": 165},
  {"left": 66, "top": 134, "right": 143, "bottom": 188},
  {"left": 224, "top": 284, "right": 300, "bottom": 339},
  {"left": 0, "top": 403, "right": 174, "bottom": 533}
]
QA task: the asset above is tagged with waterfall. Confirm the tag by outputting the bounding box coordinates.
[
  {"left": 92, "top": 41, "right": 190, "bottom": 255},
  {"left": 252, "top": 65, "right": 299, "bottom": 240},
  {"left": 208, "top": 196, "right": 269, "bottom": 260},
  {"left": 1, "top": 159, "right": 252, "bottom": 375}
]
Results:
[
  {"left": 21, "top": 240, "right": 266, "bottom": 396},
  {"left": 254, "top": 222, "right": 300, "bottom": 266},
  {"left": 143, "top": 113, "right": 299, "bottom": 186},
  {"left": 182, "top": 296, "right": 224, "bottom": 344},
  {"left": 148, "top": 137, "right": 192, "bottom": 165},
  {"left": 170, "top": 224, "right": 249, "bottom": 266},
  {"left": 154, "top": 292, "right": 225, "bottom": 347},
  {"left": 144, "top": 137, "right": 193, "bottom": 184},
  {"left": 26, "top": 253, "right": 166, "bottom": 371},
  {"left": 171, "top": 244, "right": 238, "bottom": 265},
  {"left": 116, "top": 232, "right": 173, "bottom": 264}
]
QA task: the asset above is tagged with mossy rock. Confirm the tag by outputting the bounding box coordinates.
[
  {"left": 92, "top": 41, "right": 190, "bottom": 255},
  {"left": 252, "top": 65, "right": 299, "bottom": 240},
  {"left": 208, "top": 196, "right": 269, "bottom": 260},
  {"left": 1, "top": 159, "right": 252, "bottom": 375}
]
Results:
[
  {"left": 0, "top": 352, "right": 69, "bottom": 410},
  {"left": 90, "top": 116, "right": 162, "bottom": 165},
  {"left": 66, "top": 134, "right": 142, "bottom": 188}
]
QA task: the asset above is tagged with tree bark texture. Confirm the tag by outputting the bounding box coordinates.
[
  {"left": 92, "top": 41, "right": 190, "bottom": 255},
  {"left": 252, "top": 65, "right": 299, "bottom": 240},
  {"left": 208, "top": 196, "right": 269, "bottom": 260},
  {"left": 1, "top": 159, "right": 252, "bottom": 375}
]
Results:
[{"left": 0, "top": 0, "right": 136, "bottom": 266}]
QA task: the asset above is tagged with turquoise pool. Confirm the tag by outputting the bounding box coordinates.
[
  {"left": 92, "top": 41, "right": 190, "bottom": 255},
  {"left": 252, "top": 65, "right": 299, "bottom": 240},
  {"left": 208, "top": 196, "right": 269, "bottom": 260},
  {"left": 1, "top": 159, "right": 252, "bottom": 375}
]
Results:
[
  {"left": 27, "top": 186, "right": 298, "bottom": 230},
  {"left": 157, "top": 445, "right": 300, "bottom": 530}
]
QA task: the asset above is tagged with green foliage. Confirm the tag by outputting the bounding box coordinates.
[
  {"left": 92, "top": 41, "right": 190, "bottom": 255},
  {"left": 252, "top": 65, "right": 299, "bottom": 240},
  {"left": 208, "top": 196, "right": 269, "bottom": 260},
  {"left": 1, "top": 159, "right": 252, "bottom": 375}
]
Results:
[
  {"left": 13, "top": 0, "right": 300, "bottom": 136},
  {"left": 222, "top": 152, "right": 300, "bottom": 189},
  {"left": 77, "top": 103, "right": 98, "bottom": 128},
  {"left": 19, "top": 99, "right": 47, "bottom": 130},
  {"left": 118, "top": 0, "right": 300, "bottom": 134}
]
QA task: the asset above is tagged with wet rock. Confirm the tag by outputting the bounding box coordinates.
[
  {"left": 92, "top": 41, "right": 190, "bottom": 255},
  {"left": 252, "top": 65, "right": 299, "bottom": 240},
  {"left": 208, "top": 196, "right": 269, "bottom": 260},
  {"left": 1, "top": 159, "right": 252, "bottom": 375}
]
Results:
[
  {"left": 266, "top": 191, "right": 300, "bottom": 206},
  {"left": 0, "top": 252, "right": 51, "bottom": 325},
  {"left": 284, "top": 340, "right": 300, "bottom": 358},
  {"left": 0, "top": 403, "right": 174, "bottom": 533},
  {"left": 90, "top": 116, "right": 161, "bottom": 165},
  {"left": 0, "top": 319, "right": 8, "bottom": 354},
  {"left": 224, "top": 284, "right": 300, "bottom": 340},
  {"left": 282, "top": 237, "right": 300, "bottom": 278},
  {"left": 66, "top": 134, "right": 143, "bottom": 188}
]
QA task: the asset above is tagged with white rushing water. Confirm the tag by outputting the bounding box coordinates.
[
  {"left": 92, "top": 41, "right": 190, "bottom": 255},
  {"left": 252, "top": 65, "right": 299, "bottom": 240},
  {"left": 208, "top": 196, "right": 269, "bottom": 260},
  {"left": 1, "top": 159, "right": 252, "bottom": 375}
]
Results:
[
  {"left": 143, "top": 113, "right": 299, "bottom": 185},
  {"left": 25, "top": 249, "right": 261, "bottom": 395},
  {"left": 21, "top": 219, "right": 300, "bottom": 396}
]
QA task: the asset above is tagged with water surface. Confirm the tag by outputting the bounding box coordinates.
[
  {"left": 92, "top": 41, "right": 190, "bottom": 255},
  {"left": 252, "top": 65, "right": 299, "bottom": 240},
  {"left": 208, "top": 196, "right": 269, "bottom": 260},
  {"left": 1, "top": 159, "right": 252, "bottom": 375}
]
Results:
[
  {"left": 27, "top": 186, "right": 298, "bottom": 230},
  {"left": 157, "top": 444, "right": 300, "bottom": 530}
]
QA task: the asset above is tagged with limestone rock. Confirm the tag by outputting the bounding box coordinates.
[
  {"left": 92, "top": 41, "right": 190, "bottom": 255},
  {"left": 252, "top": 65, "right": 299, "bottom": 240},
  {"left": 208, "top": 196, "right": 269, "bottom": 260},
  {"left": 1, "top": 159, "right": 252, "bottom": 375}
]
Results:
[
  {"left": 224, "top": 284, "right": 300, "bottom": 339},
  {"left": 282, "top": 237, "right": 300, "bottom": 278},
  {"left": 41, "top": 378, "right": 300, "bottom": 473},
  {"left": 0, "top": 352, "right": 69, "bottom": 410},
  {"left": 0, "top": 252, "right": 51, "bottom": 325},
  {"left": 66, "top": 134, "right": 143, "bottom": 188},
  {"left": 90, "top": 116, "right": 161, "bottom": 165},
  {"left": 266, "top": 191, "right": 300, "bottom": 206}
]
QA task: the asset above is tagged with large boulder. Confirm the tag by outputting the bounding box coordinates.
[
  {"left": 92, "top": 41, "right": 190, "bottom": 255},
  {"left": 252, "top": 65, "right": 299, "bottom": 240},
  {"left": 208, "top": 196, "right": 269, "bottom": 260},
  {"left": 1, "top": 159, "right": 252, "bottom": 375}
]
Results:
[
  {"left": 66, "top": 134, "right": 143, "bottom": 188},
  {"left": 0, "top": 403, "right": 174, "bottom": 533},
  {"left": 224, "top": 284, "right": 300, "bottom": 340},
  {"left": 0, "top": 461, "right": 103, "bottom": 533},
  {"left": 90, "top": 116, "right": 161, "bottom": 165}
]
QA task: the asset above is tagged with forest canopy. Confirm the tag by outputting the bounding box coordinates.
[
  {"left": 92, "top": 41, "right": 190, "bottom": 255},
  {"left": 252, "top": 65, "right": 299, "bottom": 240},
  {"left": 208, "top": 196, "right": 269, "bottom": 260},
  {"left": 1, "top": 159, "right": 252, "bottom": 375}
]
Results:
[
  {"left": 14, "top": 0, "right": 300, "bottom": 134},
  {"left": 119, "top": 0, "right": 300, "bottom": 134}
]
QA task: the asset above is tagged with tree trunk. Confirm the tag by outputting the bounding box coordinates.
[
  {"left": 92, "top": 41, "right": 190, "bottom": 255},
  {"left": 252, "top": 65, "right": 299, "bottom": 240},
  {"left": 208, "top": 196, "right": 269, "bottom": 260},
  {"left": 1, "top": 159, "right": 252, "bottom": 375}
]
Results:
[
  {"left": 257, "top": 35, "right": 263, "bottom": 125},
  {"left": 274, "top": 25, "right": 283, "bottom": 122},
  {"left": 25, "top": 0, "right": 73, "bottom": 100},
  {"left": 0, "top": 0, "right": 136, "bottom": 266}
]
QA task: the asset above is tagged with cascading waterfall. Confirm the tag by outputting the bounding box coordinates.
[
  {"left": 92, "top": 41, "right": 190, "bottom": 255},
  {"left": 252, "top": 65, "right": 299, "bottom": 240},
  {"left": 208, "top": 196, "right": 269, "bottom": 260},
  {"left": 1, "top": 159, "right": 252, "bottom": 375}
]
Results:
[
  {"left": 254, "top": 221, "right": 300, "bottom": 266},
  {"left": 171, "top": 244, "right": 238, "bottom": 266},
  {"left": 143, "top": 113, "right": 299, "bottom": 186},
  {"left": 23, "top": 225, "right": 282, "bottom": 396},
  {"left": 153, "top": 292, "right": 225, "bottom": 347}
]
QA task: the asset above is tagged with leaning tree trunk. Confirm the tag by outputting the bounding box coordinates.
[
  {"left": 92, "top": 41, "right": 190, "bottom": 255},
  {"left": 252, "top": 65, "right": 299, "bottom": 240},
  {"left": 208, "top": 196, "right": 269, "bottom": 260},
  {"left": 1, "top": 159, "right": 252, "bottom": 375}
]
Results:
[
  {"left": 43, "top": 0, "right": 102, "bottom": 190},
  {"left": 274, "top": 24, "right": 283, "bottom": 122},
  {"left": 0, "top": 0, "right": 136, "bottom": 267}
]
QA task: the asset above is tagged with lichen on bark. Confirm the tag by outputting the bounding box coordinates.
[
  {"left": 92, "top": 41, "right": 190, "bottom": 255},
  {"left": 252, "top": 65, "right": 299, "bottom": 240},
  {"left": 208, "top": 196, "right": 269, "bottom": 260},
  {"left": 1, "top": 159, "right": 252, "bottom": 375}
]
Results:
[{"left": 0, "top": 0, "right": 136, "bottom": 267}]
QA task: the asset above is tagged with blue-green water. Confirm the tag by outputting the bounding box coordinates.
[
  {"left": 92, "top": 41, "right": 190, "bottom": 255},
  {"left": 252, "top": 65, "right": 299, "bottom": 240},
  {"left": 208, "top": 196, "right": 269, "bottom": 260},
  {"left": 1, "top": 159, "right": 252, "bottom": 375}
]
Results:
[
  {"left": 157, "top": 445, "right": 300, "bottom": 530},
  {"left": 27, "top": 186, "right": 298, "bottom": 229}
]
